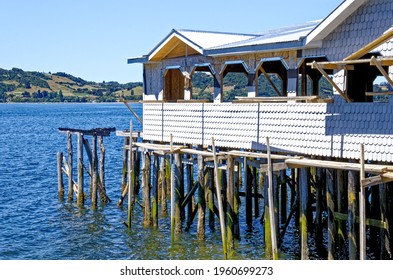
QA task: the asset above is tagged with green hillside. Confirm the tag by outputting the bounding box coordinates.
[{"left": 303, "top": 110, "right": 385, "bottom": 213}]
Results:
[{"left": 0, "top": 67, "right": 142, "bottom": 103}]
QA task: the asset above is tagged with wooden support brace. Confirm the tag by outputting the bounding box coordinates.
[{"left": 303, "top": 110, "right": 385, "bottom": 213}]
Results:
[{"left": 370, "top": 56, "right": 393, "bottom": 89}]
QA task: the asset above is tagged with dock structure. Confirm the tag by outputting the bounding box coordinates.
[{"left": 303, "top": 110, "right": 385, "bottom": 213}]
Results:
[
  {"left": 122, "top": 0, "right": 393, "bottom": 259},
  {"left": 57, "top": 127, "right": 115, "bottom": 207}
]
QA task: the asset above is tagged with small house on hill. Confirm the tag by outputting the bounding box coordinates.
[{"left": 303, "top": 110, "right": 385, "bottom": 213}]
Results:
[{"left": 128, "top": 0, "right": 393, "bottom": 163}]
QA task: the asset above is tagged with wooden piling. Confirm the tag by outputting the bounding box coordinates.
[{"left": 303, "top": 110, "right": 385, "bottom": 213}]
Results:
[
  {"left": 127, "top": 121, "right": 135, "bottom": 228},
  {"left": 142, "top": 151, "right": 152, "bottom": 227},
  {"left": 266, "top": 137, "right": 278, "bottom": 260},
  {"left": 300, "top": 167, "right": 309, "bottom": 260},
  {"left": 348, "top": 163, "right": 358, "bottom": 260},
  {"left": 170, "top": 136, "right": 175, "bottom": 242},
  {"left": 185, "top": 154, "right": 193, "bottom": 229},
  {"left": 98, "top": 136, "right": 108, "bottom": 203},
  {"left": 77, "top": 132, "right": 84, "bottom": 205},
  {"left": 233, "top": 161, "right": 240, "bottom": 239},
  {"left": 207, "top": 167, "right": 215, "bottom": 231},
  {"left": 152, "top": 153, "right": 159, "bottom": 229},
  {"left": 57, "top": 152, "right": 64, "bottom": 199},
  {"left": 91, "top": 134, "right": 98, "bottom": 207},
  {"left": 227, "top": 155, "right": 235, "bottom": 251},
  {"left": 379, "top": 184, "right": 389, "bottom": 259},
  {"left": 315, "top": 167, "right": 325, "bottom": 256},
  {"left": 336, "top": 169, "right": 346, "bottom": 257},
  {"left": 211, "top": 137, "right": 228, "bottom": 259},
  {"left": 280, "top": 170, "right": 287, "bottom": 225},
  {"left": 121, "top": 137, "right": 129, "bottom": 193},
  {"left": 326, "top": 166, "right": 335, "bottom": 260},
  {"left": 253, "top": 167, "right": 260, "bottom": 218},
  {"left": 174, "top": 152, "right": 182, "bottom": 235},
  {"left": 197, "top": 154, "right": 206, "bottom": 240},
  {"left": 359, "top": 144, "right": 366, "bottom": 260},
  {"left": 244, "top": 158, "right": 252, "bottom": 228},
  {"left": 160, "top": 156, "right": 167, "bottom": 214},
  {"left": 67, "top": 131, "right": 73, "bottom": 201}
]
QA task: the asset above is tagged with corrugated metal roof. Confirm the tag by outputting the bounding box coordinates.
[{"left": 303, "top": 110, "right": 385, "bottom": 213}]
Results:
[
  {"left": 175, "top": 29, "right": 257, "bottom": 50},
  {"left": 207, "top": 21, "right": 320, "bottom": 51}
]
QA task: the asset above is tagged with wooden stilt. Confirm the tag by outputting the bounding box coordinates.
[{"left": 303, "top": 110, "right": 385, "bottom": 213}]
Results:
[
  {"left": 227, "top": 156, "right": 235, "bottom": 251},
  {"left": 152, "top": 153, "right": 159, "bottom": 229},
  {"left": 300, "top": 167, "right": 309, "bottom": 260},
  {"left": 264, "top": 174, "right": 272, "bottom": 258},
  {"left": 127, "top": 121, "right": 135, "bottom": 228},
  {"left": 348, "top": 163, "right": 358, "bottom": 260},
  {"left": 197, "top": 154, "right": 206, "bottom": 240},
  {"left": 77, "top": 132, "right": 84, "bottom": 205},
  {"left": 315, "top": 167, "right": 325, "bottom": 256},
  {"left": 170, "top": 135, "right": 175, "bottom": 242},
  {"left": 379, "top": 184, "right": 388, "bottom": 259},
  {"left": 280, "top": 170, "right": 287, "bottom": 225},
  {"left": 336, "top": 169, "right": 346, "bottom": 258},
  {"left": 174, "top": 152, "right": 182, "bottom": 235},
  {"left": 160, "top": 157, "right": 167, "bottom": 214},
  {"left": 359, "top": 144, "right": 366, "bottom": 260},
  {"left": 67, "top": 131, "right": 73, "bottom": 201},
  {"left": 326, "top": 166, "right": 335, "bottom": 260},
  {"left": 121, "top": 137, "right": 129, "bottom": 193},
  {"left": 211, "top": 137, "right": 228, "bottom": 259},
  {"left": 253, "top": 167, "right": 260, "bottom": 218},
  {"left": 266, "top": 137, "right": 278, "bottom": 260},
  {"left": 57, "top": 152, "right": 64, "bottom": 199},
  {"left": 207, "top": 167, "right": 215, "bottom": 231},
  {"left": 142, "top": 151, "right": 152, "bottom": 227},
  {"left": 185, "top": 154, "right": 193, "bottom": 230},
  {"left": 244, "top": 158, "right": 252, "bottom": 228},
  {"left": 234, "top": 161, "right": 240, "bottom": 239},
  {"left": 91, "top": 134, "right": 98, "bottom": 207},
  {"left": 98, "top": 136, "right": 107, "bottom": 203}
]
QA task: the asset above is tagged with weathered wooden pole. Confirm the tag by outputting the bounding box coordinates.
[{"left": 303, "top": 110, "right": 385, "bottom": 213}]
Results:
[
  {"left": 67, "top": 131, "right": 73, "bottom": 201},
  {"left": 336, "top": 169, "right": 346, "bottom": 257},
  {"left": 57, "top": 152, "right": 64, "bottom": 199},
  {"left": 227, "top": 155, "right": 235, "bottom": 251},
  {"left": 359, "top": 144, "right": 366, "bottom": 260},
  {"left": 121, "top": 137, "right": 129, "bottom": 194},
  {"left": 170, "top": 134, "right": 175, "bottom": 242},
  {"left": 266, "top": 137, "right": 278, "bottom": 260},
  {"left": 127, "top": 121, "right": 135, "bottom": 228},
  {"left": 197, "top": 154, "right": 206, "bottom": 240},
  {"left": 379, "top": 184, "right": 388, "bottom": 259},
  {"left": 174, "top": 152, "right": 182, "bottom": 235},
  {"left": 212, "top": 137, "right": 228, "bottom": 259},
  {"left": 77, "top": 132, "right": 84, "bottom": 205},
  {"left": 160, "top": 156, "right": 167, "bottom": 214},
  {"left": 142, "top": 151, "right": 152, "bottom": 227},
  {"left": 152, "top": 153, "right": 159, "bottom": 229},
  {"left": 244, "top": 158, "right": 252, "bottom": 228},
  {"left": 326, "top": 165, "right": 335, "bottom": 260},
  {"left": 91, "top": 133, "right": 98, "bottom": 207},
  {"left": 348, "top": 163, "right": 358, "bottom": 260},
  {"left": 98, "top": 136, "right": 108, "bottom": 203},
  {"left": 253, "top": 167, "right": 260, "bottom": 218},
  {"left": 207, "top": 165, "right": 215, "bottom": 231},
  {"left": 280, "top": 170, "right": 287, "bottom": 225},
  {"left": 234, "top": 161, "right": 240, "bottom": 239},
  {"left": 300, "top": 167, "right": 309, "bottom": 260},
  {"left": 185, "top": 154, "right": 193, "bottom": 229},
  {"left": 315, "top": 167, "right": 325, "bottom": 256}
]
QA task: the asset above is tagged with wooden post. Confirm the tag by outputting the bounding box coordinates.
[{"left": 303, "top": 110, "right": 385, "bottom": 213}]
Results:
[
  {"left": 170, "top": 134, "right": 175, "bottom": 242},
  {"left": 174, "top": 152, "right": 182, "bottom": 235},
  {"left": 348, "top": 164, "right": 358, "bottom": 260},
  {"left": 244, "top": 158, "right": 252, "bottom": 228},
  {"left": 98, "top": 136, "right": 107, "bottom": 203},
  {"left": 326, "top": 166, "right": 335, "bottom": 260},
  {"left": 359, "top": 144, "right": 366, "bottom": 260},
  {"left": 336, "top": 169, "right": 346, "bottom": 257},
  {"left": 280, "top": 170, "right": 287, "bottom": 225},
  {"left": 315, "top": 167, "right": 325, "bottom": 256},
  {"left": 57, "top": 152, "right": 64, "bottom": 199},
  {"left": 264, "top": 174, "right": 272, "bottom": 258},
  {"left": 253, "top": 167, "right": 260, "bottom": 218},
  {"left": 67, "top": 131, "right": 73, "bottom": 201},
  {"left": 127, "top": 121, "right": 135, "bottom": 228},
  {"left": 121, "top": 137, "right": 129, "bottom": 194},
  {"left": 197, "top": 154, "right": 206, "bottom": 240},
  {"left": 152, "top": 153, "right": 159, "bottom": 229},
  {"left": 300, "top": 167, "right": 309, "bottom": 260},
  {"left": 160, "top": 157, "right": 167, "bottom": 214},
  {"left": 227, "top": 156, "right": 235, "bottom": 251},
  {"left": 92, "top": 133, "right": 98, "bottom": 207},
  {"left": 207, "top": 165, "right": 215, "bottom": 231},
  {"left": 266, "top": 137, "right": 279, "bottom": 260},
  {"left": 211, "top": 137, "right": 228, "bottom": 259},
  {"left": 185, "top": 154, "right": 193, "bottom": 229},
  {"left": 234, "top": 161, "right": 240, "bottom": 239},
  {"left": 142, "top": 151, "right": 152, "bottom": 227},
  {"left": 77, "top": 132, "right": 84, "bottom": 205}
]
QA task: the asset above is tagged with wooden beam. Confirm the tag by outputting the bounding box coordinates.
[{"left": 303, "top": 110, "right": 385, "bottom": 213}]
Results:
[
  {"left": 259, "top": 67, "right": 283, "bottom": 96},
  {"left": 370, "top": 56, "right": 393, "bottom": 88},
  {"left": 334, "top": 212, "right": 387, "bottom": 229},
  {"left": 234, "top": 96, "right": 332, "bottom": 103},
  {"left": 361, "top": 172, "right": 393, "bottom": 188},
  {"left": 344, "top": 28, "right": 393, "bottom": 61},
  {"left": 365, "top": 91, "right": 393, "bottom": 96},
  {"left": 311, "top": 61, "right": 351, "bottom": 102},
  {"left": 260, "top": 162, "right": 288, "bottom": 173}
]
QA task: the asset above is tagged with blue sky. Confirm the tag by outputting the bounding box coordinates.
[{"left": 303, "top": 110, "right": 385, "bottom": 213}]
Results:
[{"left": 0, "top": 0, "right": 343, "bottom": 83}]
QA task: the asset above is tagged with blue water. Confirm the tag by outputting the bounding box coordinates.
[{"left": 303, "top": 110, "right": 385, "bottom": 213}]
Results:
[{"left": 0, "top": 103, "right": 301, "bottom": 260}]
